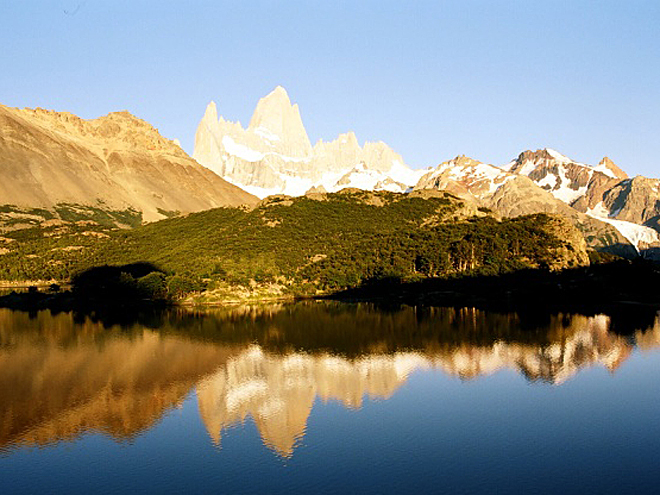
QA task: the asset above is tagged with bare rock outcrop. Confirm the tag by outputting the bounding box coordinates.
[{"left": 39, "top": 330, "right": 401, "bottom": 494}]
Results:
[
  {"left": 413, "top": 155, "right": 633, "bottom": 255},
  {"left": 0, "top": 103, "right": 257, "bottom": 222}
]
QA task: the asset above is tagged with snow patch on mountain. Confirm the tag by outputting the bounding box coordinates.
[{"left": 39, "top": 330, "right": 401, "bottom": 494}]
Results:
[
  {"left": 221, "top": 136, "right": 265, "bottom": 162},
  {"left": 586, "top": 213, "right": 660, "bottom": 253},
  {"left": 537, "top": 173, "right": 558, "bottom": 189},
  {"left": 592, "top": 162, "right": 618, "bottom": 179},
  {"left": 387, "top": 160, "right": 429, "bottom": 186},
  {"left": 551, "top": 165, "right": 589, "bottom": 204},
  {"left": 415, "top": 156, "right": 517, "bottom": 198},
  {"left": 545, "top": 148, "right": 572, "bottom": 164},
  {"left": 585, "top": 202, "right": 611, "bottom": 218},
  {"left": 253, "top": 126, "right": 281, "bottom": 143}
]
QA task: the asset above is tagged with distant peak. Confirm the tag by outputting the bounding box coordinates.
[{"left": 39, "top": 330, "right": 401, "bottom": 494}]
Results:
[
  {"left": 203, "top": 101, "right": 218, "bottom": 122},
  {"left": 516, "top": 148, "right": 572, "bottom": 164},
  {"left": 543, "top": 148, "right": 572, "bottom": 163},
  {"left": 247, "top": 86, "right": 311, "bottom": 150},
  {"left": 598, "top": 156, "right": 628, "bottom": 179},
  {"left": 262, "top": 85, "right": 292, "bottom": 105},
  {"left": 451, "top": 155, "right": 480, "bottom": 166}
]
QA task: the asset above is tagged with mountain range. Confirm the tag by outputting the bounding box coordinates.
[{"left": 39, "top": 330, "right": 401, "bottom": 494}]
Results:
[
  {"left": 193, "top": 86, "right": 426, "bottom": 197},
  {"left": 1, "top": 86, "right": 659, "bottom": 258},
  {"left": 191, "top": 87, "right": 659, "bottom": 257}
]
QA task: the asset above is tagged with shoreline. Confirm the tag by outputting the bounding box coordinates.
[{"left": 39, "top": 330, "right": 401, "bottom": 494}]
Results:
[
  {"left": 2, "top": 259, "right": 660, "bottom": 319},
  {"left": 1, "top": 285, "right": 659, "bottom": 320}
]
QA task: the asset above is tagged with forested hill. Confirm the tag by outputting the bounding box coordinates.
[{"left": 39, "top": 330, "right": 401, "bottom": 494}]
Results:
[{"left": 0, "top": 189, "right": 589, "bottom": 300}]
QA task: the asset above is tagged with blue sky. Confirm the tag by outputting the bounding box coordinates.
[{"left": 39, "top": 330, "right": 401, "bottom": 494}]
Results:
[{"left": 2, "top": 1, "right": 659, "bottom": 175}]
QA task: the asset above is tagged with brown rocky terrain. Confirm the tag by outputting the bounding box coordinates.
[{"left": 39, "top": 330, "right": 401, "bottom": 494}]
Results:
[
  {"left": 599, "top": 176, "right": 660, "bottom": 229},
  {"left": 0, "top": 103, "right": 257, "bottom": 224},
  {"left": 494, "top": 149, "right": 660, "bottom": 255},
  {"left": 503, "top": 149, "right": 625, "bottom": 205},
  {"left": 414, "top": 156, "right": 635, "bottom": 256}
]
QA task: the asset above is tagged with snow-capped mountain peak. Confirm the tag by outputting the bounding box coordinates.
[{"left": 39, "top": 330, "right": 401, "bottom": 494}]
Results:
[{"left": 193, "top": 86, "right": 425, "bottom": 198}]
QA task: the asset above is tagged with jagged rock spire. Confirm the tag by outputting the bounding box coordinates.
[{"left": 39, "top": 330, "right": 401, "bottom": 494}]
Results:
[{"left": 248, "top": 86, "right": 312, "bottom": 152}]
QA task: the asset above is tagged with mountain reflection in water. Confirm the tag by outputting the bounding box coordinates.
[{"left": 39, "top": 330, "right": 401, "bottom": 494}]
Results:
[{"left": 1, "top": 302, "right": 659, "bottom": 458}]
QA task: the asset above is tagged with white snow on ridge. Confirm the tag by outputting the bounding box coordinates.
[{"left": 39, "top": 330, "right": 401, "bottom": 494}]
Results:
[
  {"left": 253, "top": 126, "right": 281, "bottom": 143},
  {"left": 220, "top": 174, "right": 282, "bottom": 199},
  {"left": 321, "top": 162, "right": 411, "bottom": 194},
  {"left": 425, "top": 159, "right": 514, "bottom": 196},
  {"left": 537, "top": 173, "right": 558, "bottom": 189},
  {"left": 222, "top": 136, "right": 265, "bottom": 162},
  {"left": 221, "top": 136, "right": 312, "bottom": 165},
  {"left": 517, "top": 160, "right": 537, "bottom": 176},
  {"left": 587, "top": 213, "right": 660, "bottom": 253},
  {"left": 545, "top": 148, "right": 573, "bottom": 164},
  {"left": 440, "top": 161, "right": 505, "bottom": 182},
  {"left": 387, "top": 160, "right": 429, "bottom": 185},
  {"left": 551, "top": 184, "right": 589, "bottom": 204},
  {"left": 585, "top": 202, "right": 610, "bottom": 218},
  {"left": 499, "top": 160, "right": 516, "bottom": 172},
  {"left": 227, "top": 159, "right": 423, "bottom": 199},
  {"left": 547, "top": 164, "right": 590, "bottom": 204},
  {"left": 587, "top": 203, "right": 660, "bottom": 253},
  {"left": 280, "top": 174, "right": 315, "bottom": 197},
  {"left": 591, "top": 163, "right": 617, "bottom": 179}
]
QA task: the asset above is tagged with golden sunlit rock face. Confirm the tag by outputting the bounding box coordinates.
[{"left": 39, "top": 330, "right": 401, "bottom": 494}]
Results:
[
  {"left": 0, "top": 104, "right": 257, "bottom": 222},
  {"left": 1, "top": 306, "right": 659, "bottom": 458}
]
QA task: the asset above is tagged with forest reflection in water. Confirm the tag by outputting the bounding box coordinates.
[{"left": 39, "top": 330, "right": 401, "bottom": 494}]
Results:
[{"left": 1, "top": 301, "right": 659, "bottom": 458}]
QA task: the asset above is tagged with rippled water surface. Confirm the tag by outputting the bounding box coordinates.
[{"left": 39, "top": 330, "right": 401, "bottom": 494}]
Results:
[{"left": 1, "top": 302, "right": 660, "bottom": 494}]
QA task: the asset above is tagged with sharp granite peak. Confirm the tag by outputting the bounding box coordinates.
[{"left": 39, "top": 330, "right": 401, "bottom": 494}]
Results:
[
  {"left": 248, "top": 85, "right": 312, "bottom": 154},
  {"left": 193, "top": 86, "right": 426, "bottom": 198}
]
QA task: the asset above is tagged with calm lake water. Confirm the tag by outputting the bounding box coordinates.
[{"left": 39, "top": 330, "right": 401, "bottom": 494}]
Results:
[{"left": 1, "top": 301, "right": 660, "bottom": 494}]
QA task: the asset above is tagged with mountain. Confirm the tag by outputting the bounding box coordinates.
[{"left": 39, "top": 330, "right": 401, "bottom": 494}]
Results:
[
  {"left": 413, "top": 155, "right": 636, "bottom": 256},
  {"left": 0, "top": 103, "right": 257, "bottom": 226},
  {"left": 193, "top": 86, "right": 426, "bottom": 198},
  {"left": 498, "top": 148, "right": 660, "bottom": 255},
  {"left": 501, "top": 149, "right": 627, "bottom": 204}
]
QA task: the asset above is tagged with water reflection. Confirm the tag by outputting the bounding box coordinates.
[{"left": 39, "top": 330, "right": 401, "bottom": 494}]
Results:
[{"left": 1, "top": 303, "right": 659, "bottom": 458}]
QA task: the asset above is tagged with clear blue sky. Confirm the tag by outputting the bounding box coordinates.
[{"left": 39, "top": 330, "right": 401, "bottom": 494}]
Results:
[{"left": 2, "top": 1, "right": 659, "bottom": 176}]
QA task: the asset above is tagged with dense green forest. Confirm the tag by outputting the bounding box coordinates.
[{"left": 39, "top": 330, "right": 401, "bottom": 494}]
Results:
[{"left": 0, "top": 190, "right": 585, "bottom": 299}]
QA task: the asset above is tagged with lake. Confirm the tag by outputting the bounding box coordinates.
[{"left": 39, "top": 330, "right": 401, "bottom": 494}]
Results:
[{"left": 1, "top": 301, "right": 660, "bottom": 494}]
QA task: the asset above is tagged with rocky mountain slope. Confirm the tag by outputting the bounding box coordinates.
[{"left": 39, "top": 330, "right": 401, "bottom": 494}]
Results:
[
  {"left": 501, "top": 149, "right": 627, "bottom": 204},
  {"left": 500, "top": 149, "right": 660, "bottom": 255},
  {"left": 193, "top": 86, "right": 426, "bottom": 197},
  {"left": 413, "top": 155, "right": 636, "bottom": 256},
  {"left": 0, "top": 103, "right": 257, "bottom": 226}
]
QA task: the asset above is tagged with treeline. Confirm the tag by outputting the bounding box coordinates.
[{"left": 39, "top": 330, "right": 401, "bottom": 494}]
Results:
[{"left": 0, "top": 191, "right": 578, "bottom": 297}]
